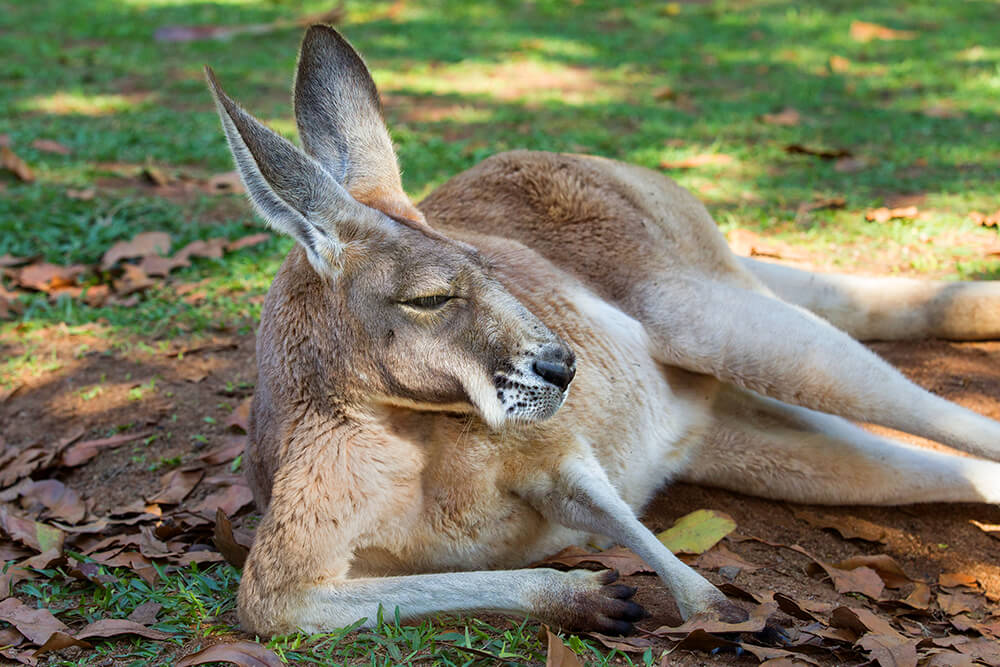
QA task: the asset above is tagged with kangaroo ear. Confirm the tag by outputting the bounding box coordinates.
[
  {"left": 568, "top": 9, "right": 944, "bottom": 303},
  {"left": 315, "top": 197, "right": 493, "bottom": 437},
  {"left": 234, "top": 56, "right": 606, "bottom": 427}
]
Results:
[
  {"left": 293, "top": 25, "right": 425, "bottom": 224},
  {"left": 205, "top": 66, "right": 390, "bottom": 276}
]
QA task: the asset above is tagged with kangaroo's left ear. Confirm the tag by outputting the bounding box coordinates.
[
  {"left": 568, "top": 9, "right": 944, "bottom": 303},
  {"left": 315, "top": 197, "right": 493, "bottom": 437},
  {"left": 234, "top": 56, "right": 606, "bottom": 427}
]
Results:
[
  {"left": 205, "top": 66, "right": 397, "bottom": 276},
  {"left": 293, "top": 25, "right": 426, "bottom": 224}
]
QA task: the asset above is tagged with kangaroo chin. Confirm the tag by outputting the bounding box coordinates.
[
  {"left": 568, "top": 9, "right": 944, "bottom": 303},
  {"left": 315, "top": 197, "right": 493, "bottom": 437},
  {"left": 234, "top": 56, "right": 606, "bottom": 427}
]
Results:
[{"left": 207, "top": 25, "right": 1000, "bottom": 639}]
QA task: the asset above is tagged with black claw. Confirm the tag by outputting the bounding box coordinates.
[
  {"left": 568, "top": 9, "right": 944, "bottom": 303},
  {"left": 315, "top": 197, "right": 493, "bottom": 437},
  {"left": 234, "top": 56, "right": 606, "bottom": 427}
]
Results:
[
  {"left": 603, "top": 619, "right": 635, "bottom": 636},
  {"left": 604, "top": 584, "right": 637, "bottom": 599},
  {"left": 620, "top": 601, "right": 646, "bottom": 622},
  {"left": 599, "top": 569, "right": 620, "bottom": 585}
]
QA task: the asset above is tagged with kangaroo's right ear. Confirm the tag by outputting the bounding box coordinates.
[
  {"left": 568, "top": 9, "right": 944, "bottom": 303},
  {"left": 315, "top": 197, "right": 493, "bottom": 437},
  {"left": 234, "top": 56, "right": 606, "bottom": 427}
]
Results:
[
  {"left": 205, "top": 66, "right": 391, "bottom": 276},
  {"left": 294, "top": 25, "right": 426, "bottom": 224}
]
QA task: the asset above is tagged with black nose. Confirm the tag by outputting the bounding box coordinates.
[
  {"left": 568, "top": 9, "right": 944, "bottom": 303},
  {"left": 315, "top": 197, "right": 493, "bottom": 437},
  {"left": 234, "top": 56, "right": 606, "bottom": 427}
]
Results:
[{"left": 533, "top": 357, "right": 576, "bottom": 392}]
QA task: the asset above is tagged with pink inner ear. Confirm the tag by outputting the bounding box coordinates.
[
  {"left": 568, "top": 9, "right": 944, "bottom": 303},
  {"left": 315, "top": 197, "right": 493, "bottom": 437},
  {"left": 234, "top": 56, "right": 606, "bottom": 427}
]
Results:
[{"left": 358, "top": 188, "right": 427, "bottom": 227}]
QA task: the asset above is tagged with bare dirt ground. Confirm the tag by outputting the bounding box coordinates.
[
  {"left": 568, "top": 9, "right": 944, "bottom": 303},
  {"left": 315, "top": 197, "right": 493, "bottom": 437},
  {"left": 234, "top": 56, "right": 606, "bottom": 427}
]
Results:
[{"left": 2, "top": 323, "right": 999, "bottom": 664}]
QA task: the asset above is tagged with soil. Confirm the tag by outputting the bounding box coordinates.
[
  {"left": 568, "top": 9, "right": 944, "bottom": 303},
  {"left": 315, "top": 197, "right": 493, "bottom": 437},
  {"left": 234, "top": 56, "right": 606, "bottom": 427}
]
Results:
[{"left": 2, "top": 324, "right": 999, "bottom": 665}]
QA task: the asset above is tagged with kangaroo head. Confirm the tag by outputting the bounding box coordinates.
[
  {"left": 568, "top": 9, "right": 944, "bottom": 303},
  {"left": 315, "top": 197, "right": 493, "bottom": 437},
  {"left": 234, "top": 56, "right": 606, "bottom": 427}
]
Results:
[{"left": 206, "top": 25, "right": 575, "bottom": 428}]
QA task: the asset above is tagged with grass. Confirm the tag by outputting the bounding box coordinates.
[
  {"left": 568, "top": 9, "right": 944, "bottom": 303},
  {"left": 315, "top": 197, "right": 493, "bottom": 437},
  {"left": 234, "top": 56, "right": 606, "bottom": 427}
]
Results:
[{"left": 1, "top": 0, "right": 999, "bottom": 663}]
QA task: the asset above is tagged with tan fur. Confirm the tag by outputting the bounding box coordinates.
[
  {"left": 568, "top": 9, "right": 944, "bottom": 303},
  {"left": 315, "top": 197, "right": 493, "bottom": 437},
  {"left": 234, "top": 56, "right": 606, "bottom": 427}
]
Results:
[{"left": 208, "top": 26, "right": 1000, "bottom": 637}]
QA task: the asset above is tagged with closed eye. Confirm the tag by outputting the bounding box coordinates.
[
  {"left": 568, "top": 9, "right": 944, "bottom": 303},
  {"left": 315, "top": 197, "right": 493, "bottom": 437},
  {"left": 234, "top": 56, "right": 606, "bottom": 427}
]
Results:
[{"left": 402, "top": 294, "right": 453, "bottom": 310}]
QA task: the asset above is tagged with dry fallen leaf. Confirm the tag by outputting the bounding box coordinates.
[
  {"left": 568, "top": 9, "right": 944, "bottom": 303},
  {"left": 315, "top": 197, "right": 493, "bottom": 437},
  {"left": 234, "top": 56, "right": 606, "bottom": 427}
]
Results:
[
  {"left": 195, "top": 484, "right": 254, "bottom": 517},
  {"left": 760, "top": 107, "right": 801, "bottom": 126},
  {"left": 969, "top": 210, "right": 1000, "bottom": 228},
  {"left": 225, "top": 398, "right": 253, "bottom": 433},
  {"left": 16, "top": 263, "right": 86, "bottom": 292},
  {"left": 806, "top": 560, "right": 884, "bottom": 599},
  {"left": 654, "top": 600, "right": 773, "bottom": 636},
  {"left": 176, "top": 640, "right": 285, "bottom": 667},
  {"left": 0, "top": 507, "right": 65, "bottom": 553},
  {"left": 659, "top": 153, "right": 735, "bottom": 169},
  {"left": 75, "top": 618, "right": 172, "bottom": 641},
  {"left": 0, "top": 597, "right": 69, "bottom": 646},
  {"left": 140, "top": 165, "right": 170, "bottom": 187},
  {"left": 835, "top": 554, "right": 911, "bottom": 589},
  {"left": 214, "top": 509, "right": 250, "bottom": 569},
  {"left": 849, "top": 20, "right": 917, "bottom": 43},
  {"left": 939, "top": 572, "right": 977, "bottom": 589},
  {"left": 175, "top": 238, "right": 227, "bottom": 262},
  {"left": 155, "top": 5, "right": 344, "bottom": 43},
  {"left": 865, "top": 206, "right": 919, "bottom": 223},
  {"left": 793, "top": 510, "right": 888, "bottom": 543},
  {"left": 199, "top": 435, "right": 246, "bottom": 465},
  {"left": 695, "top": 542, "right": 762, "bottom": 573},
  {"left": 61, "top": 431, "right": 152, "bottom": 467},
  {"left": 30, "top": 139, "right": 71, "bottom": 155},
  {"left": 148, "top": 469, "right": 204, "bottom": 505},
  {"left": 19, "top": 479, "right": 86, "bottom": 524},
  {"left": 531, "top": 545, "right": 652, "bottom": 576},
  {"left": 226, "top": 233, "right": 271, "bottom": 252},
  {"left": 101, "top": 231, "right": 172, "bottom": 270},
  {"left": 829, "top": 55, "right": 851, "bottom": 73},
  {"left": 1, "top": 146, "right": 34, "bottom": 182},
  {"left": 544, "top": 627, "right": 583, "bottom": 667},
  {"left": 584, "top": 633, "right": 654, "bottom": 653},
  {"left": 32, "top": 631, "right": 91, "bottom": 656}
]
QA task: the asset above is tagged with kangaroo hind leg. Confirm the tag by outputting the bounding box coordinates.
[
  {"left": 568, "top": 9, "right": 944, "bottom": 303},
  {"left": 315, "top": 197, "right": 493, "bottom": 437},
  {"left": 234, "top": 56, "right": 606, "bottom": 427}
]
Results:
[
  {"left": 631, "top": 276, "right": 1000, "bottom": 461},
  {"left": 683, "top": 385, "right": 1000, "bottom": 506},
  {"left": 739, "top": 257, "right": 1000, "bottom": 341}
]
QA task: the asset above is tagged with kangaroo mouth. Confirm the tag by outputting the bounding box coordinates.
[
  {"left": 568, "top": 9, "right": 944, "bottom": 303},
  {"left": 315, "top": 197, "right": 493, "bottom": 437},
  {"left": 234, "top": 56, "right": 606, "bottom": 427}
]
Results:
[{"left": 493, "top": 370, "right": 569, "bottom": 423}]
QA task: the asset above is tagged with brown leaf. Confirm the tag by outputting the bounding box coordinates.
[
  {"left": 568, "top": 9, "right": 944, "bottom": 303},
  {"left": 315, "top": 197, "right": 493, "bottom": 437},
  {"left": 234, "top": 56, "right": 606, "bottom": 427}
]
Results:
[
  {"left": 30, "top": 139, "right": 71, "bottom": 156},
  {"left": 214, "top": 509, "right": 249, "bottom": 569},
  {"left": 969, "top": 210, "right": 1000, "bottom": 228},
  {"left": 785, "top": 144, "right": 851, "bottom": 160},
  {"left": 0, "top": 253, "right": 35, "bottom": 267},
  {"left": 112, "top": 263, "right": 156, "bottom": 295},
  {"left": 0, "top": 507, "right": 65, "bottom": 553},
  {"left": 937, "top": 591, "right": 978, "bottom": 616},
  {"left": 836, "top": 554, "right": 910, "bottom": 589},
  {"left": 659, "top": 153, "right": 734, "bottom": 169},
  {"left": 175, "top": 550, "right": 226, "bottom": 566},
  {"left": 850, "top": 20, "right": 917, "bottom": 42},
  {"left": 829, "top": 55, "right": 851, "bottom": 73},
  {"left": 532, "top": 545, "right": 652, "bottom": 576},
  {"left": 196, "top": 484, "right": 254, "bottom": 518},
  {"left": 695, "top": 542, "right": 762, "bottom": 573},
  {"left": 148, "top": 469, "right": 203, "bottom": 505},
  {"left": 226, "top": 233, "right": 271, "bottom": 252},
  {"left": 1, "top": 146, "right": 34, "bottom": 182},
  {"left": 76, "top": 618, "right": 171, "bottom": 641},
  {"left": 176, "top": 640, "right": 285, "bottom": 667},
  {"left": 199, "top": 435, "right": 246, "bottom": 465},
  {"left": 32, "top": 631, "right": 91, "bottom": 656},
  {"left": 773, "top": 593, "right": 832, "bottom": 622},
  {"left": 857, "top": 633, "right": 918, "bottom": 667},
  {"left": 793, "top": 509, "right": 887, "bottom": 543},
  {"left": 669, "top": 628, "right": 740, "bottom": 652},
  {"left": 16, "top": 263, "right": 86, "bottom": 292},
  {"left": 138, "top": 254, "right": 190, "bottom": 277},
  {"left": 830, "top": 606, "right": 903, "bottom": 640},
  {"left": 0, "top": 597, "right": 69, "bottom": 646},
  {"left": 19, "top": 479, "right": 85, "bottom": 524},
  {"left": 806, "top": 560, "right": 884, "bottom": 599},
  {"left": 0, "top": 447, "right": 55, "bottom": 487},
  {"left": 126, "top": 601, "right": 162, "bottom": 625},
  {"left": 865, "top": 206, "right": 919, "bottom": 223},
  {"left": 796, "top": 197, "right": 847, "bottom": 215},
  {"left": 175, "top": 238, "right": 227, "bottom": 262},
  {"left": 154, "top": 5, "right": 344, "bottom": 43},
  {"left": 61, "top": 431, "right": 151, "bottom": 467},
  {"left": 900, "top": 582, "right": 932, "bottom": 610},
  {"left": 225, "top": 398, "right": 252, "bottom": 433},
  {"left": 760, "top": 108, "right": 801, "bottom": 126},
  {"left": 939, "top": 572, "right": 978, "bottom": 589},
  {"left": 544, "top": 628, "right": 583, "bottom": 667},
  {"left": 66, "top": 187, "right": 96, "bottom": 200},
  {"left": 67, "top": 561, "right": 119, "bottom": 585},
  {"left": 654, "top": 601, "right": 773, "bottom": 636},
  {"left": 206, "top": 171, "right": 245, "bottom": 194},
  {"left": 739, "top": 643, "right": 819, "bottom": 665},
  {"left": 585, "top": 633, "right": 654, "bottom": 653},
  {"left": 101, "top": 231, "right": 171, "bottom": 270}
]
